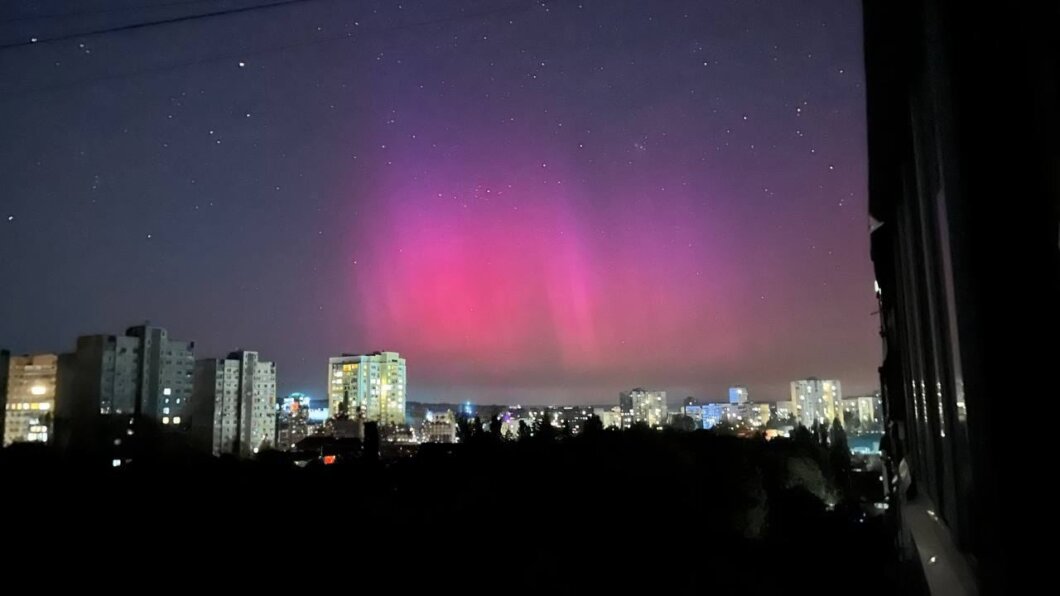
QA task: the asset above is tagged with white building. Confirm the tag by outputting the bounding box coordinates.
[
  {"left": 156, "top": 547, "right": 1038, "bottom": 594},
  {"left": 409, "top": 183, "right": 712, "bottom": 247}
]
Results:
[
  {"left": 328, "top": 351, "right": 406, "bottom": 426},
  {"left": 192, "top": 351, "right": 276, "bottom": 457},
  {"left": 3, "top": 354, "right": 58, "bottom": 445},
  {"left": 789, "top": 378, "right": 842, "bottom": 428},
  {"left": 842, "top": 393, "right": 883, "bottom": 430},
  {"left": 728, "top": 386, "right": 749, "bottom": 404},
  {"left": 619, "top": 388, "right": 667, "bottom": 429},
  {"left": 422, "top": 409, "right": 457, "bottom": 443},
  {"left": 594, "top": 406, "right": 624, "bottom": 430}
]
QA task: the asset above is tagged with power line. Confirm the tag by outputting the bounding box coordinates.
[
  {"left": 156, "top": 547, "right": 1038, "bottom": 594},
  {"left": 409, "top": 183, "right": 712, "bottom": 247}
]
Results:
[
  {"left": 1, "top": 0, "right": 342, "bottom": 50},
  {"left": 2, "top": 0, "right": 246, "bottom": 24},
  {"left": 0, "top": 1, "right": 545, "bottom": 101}
]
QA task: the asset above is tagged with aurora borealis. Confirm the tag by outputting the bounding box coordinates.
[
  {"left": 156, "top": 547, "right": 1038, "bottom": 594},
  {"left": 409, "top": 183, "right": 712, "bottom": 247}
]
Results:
[{"left": 1, "top": 0, "right": 877, "bottom": 404}]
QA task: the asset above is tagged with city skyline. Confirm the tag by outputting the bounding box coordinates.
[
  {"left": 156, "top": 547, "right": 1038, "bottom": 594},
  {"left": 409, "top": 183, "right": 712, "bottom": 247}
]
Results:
[{"left": 1, "top": 0, "right": 877, "bottom": 404}]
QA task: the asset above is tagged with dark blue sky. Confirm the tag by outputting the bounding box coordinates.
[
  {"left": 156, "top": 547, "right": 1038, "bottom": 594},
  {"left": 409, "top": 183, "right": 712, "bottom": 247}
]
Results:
[{"left": 0, "top": 0, "right": 877, "bottom": 404}]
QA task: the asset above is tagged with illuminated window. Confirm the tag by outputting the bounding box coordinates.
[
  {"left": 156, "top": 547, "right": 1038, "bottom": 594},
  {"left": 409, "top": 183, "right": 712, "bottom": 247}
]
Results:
[
  {"left": 163, "top": 387, "right": 172, "bottom": 396},
  {"left": 30, "top": 385, "right": 47, "bottom": 396},
  {"left": 162, "top": 417, "right": 170, "bottom": 424},
  {"left": 173, "top": 416, "right": 181, "bottom": 424}
]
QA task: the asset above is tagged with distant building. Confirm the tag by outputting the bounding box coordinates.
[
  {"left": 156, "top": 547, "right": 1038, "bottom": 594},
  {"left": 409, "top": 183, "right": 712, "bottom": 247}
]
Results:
[
  {"left": 702, "top": 403, "right": 725, "bottom": 429},
  {"left": 0, "top": 350, "right": 8, "bottom": 440},
  {"left": 841, "top": 393, "right": 882, "bottom": 432},
  {"left": 59, "top": 324, "right": 196, "bottom": 454},
  {"left": 422, "top": 409, "right": 457, "bottom": 443},
  {"left": 774, "top": 402, "right": 792, "bottom": 421},
  {"left": 3, "top": 354, "right": 59, "bottom": 445},
  {"left": 553, "top": 405, "right": 593, "bottom": 434},
  {"left": 789, "top": 378, "right": 842, "bottom": 428},
  {"left": 682, "top": 403, "right": 704, "bottom": 426},
  {"left": 328, "top": 351, "right": 406, "bottom": 426},
  {"left": 728, "top": 386, "right": 748, "bottom": 404},
  {"left": 191, "top": 351, "right": 277, "bottom": 457},
  {"left": 619, "top": 388, "right": 667, "bottom": 429},
  {"left": 276, "top": 393, "right": 312, "bottom": 451},
  {"left": 594, "top": 406, "right": 623, "bottom": 430}
]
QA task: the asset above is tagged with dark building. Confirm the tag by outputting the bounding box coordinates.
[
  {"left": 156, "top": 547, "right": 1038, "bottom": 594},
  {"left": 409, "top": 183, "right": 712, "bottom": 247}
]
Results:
[
  {"left": 863, "top": 1, "right": 1058, "bottom": 593},
  {"left": 55, "top": 324, "right": 196, "bottom": 460}
]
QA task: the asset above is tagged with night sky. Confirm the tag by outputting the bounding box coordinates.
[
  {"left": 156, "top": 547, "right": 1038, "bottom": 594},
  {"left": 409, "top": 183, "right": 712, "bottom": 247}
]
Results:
[{"left": 1, "top": 0, "right": 877, "bottom": 405}]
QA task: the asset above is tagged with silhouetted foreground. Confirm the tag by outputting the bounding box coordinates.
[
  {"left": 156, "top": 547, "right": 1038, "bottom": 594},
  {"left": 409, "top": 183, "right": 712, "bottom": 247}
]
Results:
[{"left": 2, "top": 428, "right": 910, "bottom": 594}]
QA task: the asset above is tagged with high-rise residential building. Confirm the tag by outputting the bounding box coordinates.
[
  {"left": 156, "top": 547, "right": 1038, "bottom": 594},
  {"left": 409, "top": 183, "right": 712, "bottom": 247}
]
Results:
[
  {"left": 702, "top": 403, "right": 725, "bottom": 429},
  {"left": 841, "top": 394, "right": 882, "bottom": 431},
  {"left": 3, "top": 354, "right": 59, "bottom": 445},
  {"left": 421, "top": 409, "right": 457, "bottom": 443},
  {"left": 728, "top": 386, "right": 748, "bottom": 404},
  {"left": 789, "top": 378, "right": 842, "bottom": 428},
  {"left": 619, "top": 388, "right": 667, "bottom": 429},
  {"left": 593, "top": 406, "right": 623, "bottom": 430},
  {"left": 328, "top": 351, "right": 406, "bottom": 426},
  {"left": 69, "top": 325, "right": 195, "bottom": 422},
  {"left": 276, "top": 393, "right": 311, "bottom": 451},
  {"left": 191, "top": 351, "right": 277, "bottom": 457},
  {"left": 59, "top": 324, "right": 195, "bottom": 452}
]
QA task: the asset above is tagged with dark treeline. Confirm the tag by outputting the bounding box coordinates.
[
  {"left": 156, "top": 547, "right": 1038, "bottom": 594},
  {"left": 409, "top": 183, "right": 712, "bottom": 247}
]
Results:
[{"left": 1, "top": 421, "right": 912, "bottom": 594}]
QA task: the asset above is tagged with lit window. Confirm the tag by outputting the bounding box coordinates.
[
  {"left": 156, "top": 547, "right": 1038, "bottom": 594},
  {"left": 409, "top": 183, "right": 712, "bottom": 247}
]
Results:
[
  {"left": 112, "top": 459, "right": 122, "bottom": 467},
  {"left": 163, "top": 407, "right": 170, "bottom": 415},
  {"left": 162, "top": 416, "right": 170, "bottom": 424},
  {"left": 163, "top": 387, "right": 172, "bottom": 396},
  {"left": 30, "top": 385, "right": 47, "bottom": 396},
  {"left": 173, "top": 416, "right": 181, "bottom": 424}
]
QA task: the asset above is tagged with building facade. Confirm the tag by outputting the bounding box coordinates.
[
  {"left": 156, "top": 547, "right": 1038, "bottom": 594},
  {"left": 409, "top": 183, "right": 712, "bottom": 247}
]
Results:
[
  {"left": 192, "top": 351, "right": 276, "bottom": 457},
  {"left": 619, "top": 388, "right": 667, "bottom": 429},
  {"left": 328, "top": 352, "right": 406, "bottom": 426},
  {"left": 0, "top": 350, "right": 8, "bottom": 440},
  {"left": 728, "top": 386, "right": 748, "bottom": 404},
  {"left": 3, "top": 353, "right": 58, "bottom": 445},
  {"left": 276, "top": 393, "right": 311, "bottom": 450},
  {"left": 841, "top": 394, "right": 882, "bottom": 432},
  {"left": 421, "top": 409, "right": 457, "bottom": 443},
  {"left": 69, "top": 324, "right": 195, "bottom": 425},
  {"left": 789, "top": 378, "right": 842, "bottom": 428}
]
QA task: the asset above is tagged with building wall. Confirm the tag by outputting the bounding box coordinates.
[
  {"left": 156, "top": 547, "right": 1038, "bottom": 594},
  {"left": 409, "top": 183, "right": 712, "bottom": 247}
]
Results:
[
  {"left": 328, "top": 352, "right": 407, "bottom": 426},
  {"left": 0, "top": 350, "right": 8, "bottom": 441},
  {"left": 789, "top": 378, "right": 842, "bottom": 428},
  {"left": 193, "top": 351, "right": 276, "bottom": 457},
  {"left": 864, "top": 0, "right": 1059, "bottom": 589},
  {"left": 3, "top": 353, "right": 58, "bottom": 445},
  {"left": 68, "top": 326, "right": 194, "bottom": 426},
  {"left": 619, "top": 388, "right": 667, "bottom": 429},
  {"left": 422, "top": 409, "right": 456, "bottom": 443}
]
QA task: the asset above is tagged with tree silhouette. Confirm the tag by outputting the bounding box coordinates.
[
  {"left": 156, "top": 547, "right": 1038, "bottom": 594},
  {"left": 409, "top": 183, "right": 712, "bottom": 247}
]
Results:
[
  {"left": 669, "top": 414, "right": 697, "bottom": 432},
  {"left": 561, "top": 418, "right": 574, "bottom": 439},
  {"left": 517, "top": 419, "right": 532, "bottom": 442},
  {"left": 829, "top": 416, "right": 852, "bottom": 485},
  {"left": 363, "top": 421, "right": 379, "bottom": 461},
  {"left": 456, "top": 414, "right": 472, "bottom": 443},
  {"left": 792, "top": 423, "right": 814, "bottom": 447},
  {"left": 583, "top": 413, "right": 604, "bottom": 436},
  {"left": 489, "top": 415, "right": 503, "bottom": 440},
  {"left": 534, "top": 410, "right": 556, "bottom": 442}
]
